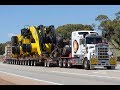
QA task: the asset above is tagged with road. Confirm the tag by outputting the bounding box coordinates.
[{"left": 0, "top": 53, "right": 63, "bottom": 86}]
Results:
[{"left": 0, "top": 62, "right": 120, "bottom": 85}]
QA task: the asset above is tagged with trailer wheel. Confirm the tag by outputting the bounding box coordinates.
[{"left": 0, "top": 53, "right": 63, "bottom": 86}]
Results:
[
  {"left": 44, "top": 61, "right": 47, "bottom": 67},
  {"left": 84, "top": 60, "right": 90, "bottom": 70},
  {"left": 47, "top": 61, "right": 52, "bottom": 67},
  {"left": 29, "top": 60, "right": 31, "bottom": 66},
  {"left": 31, "top": 60, "right": 34, "bottom": 66},
  {"left": 59, "top": 60, "right": 63, "bottom": 68},
  {"left": 34, "top": 60, "right": 37, "bottom": 66},
  {"left": 63, "top": 59, "right": 67, "bottom": 68},
  {"left": 67, "top": 60, "right": 72, "bottom": 68}
]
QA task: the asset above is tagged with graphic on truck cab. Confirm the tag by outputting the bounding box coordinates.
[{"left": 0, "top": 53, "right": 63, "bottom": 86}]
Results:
[{"left": 73, "top": 40, "right": 79, "bottom": 53}]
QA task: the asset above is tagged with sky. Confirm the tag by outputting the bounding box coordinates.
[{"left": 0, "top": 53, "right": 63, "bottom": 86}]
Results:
[{"left": 0, "top": 5, "right": 120, "bottom": 43}]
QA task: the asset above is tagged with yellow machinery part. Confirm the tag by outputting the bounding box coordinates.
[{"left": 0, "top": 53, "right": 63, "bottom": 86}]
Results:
[
  {"left": 19, "top": 46, "right": 22, "bottom": 54},
  {"left": 45, "top": 43, "right": 52, "bottom": 53},
  {"left": 109, "top": 57, "right": 117, "bottom": 65},
  {"left": 22, "top": 38, "right": 30, "bottom": 44},
  {"left": 29, "top": 26, "right": 52, "bottom": 55},
  {"left": 29, "top": 26, "right": 42, "bottom": 55},
  {"left": 13, "top": 26, "right": 53, "bottom": 58},
  {"left": 17, "top": 34, "right": 23, "bottom": 42},
  {"left": 31, "top": 43, "right": 37, "bottom": 53},
  {"left": 90, "top": 58, "right": 98, "bottom": 65}
]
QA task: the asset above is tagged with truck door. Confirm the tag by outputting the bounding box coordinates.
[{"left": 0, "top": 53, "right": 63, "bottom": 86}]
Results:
[{"left": 79, "top": 38, "right": 86, "bottom": 61}]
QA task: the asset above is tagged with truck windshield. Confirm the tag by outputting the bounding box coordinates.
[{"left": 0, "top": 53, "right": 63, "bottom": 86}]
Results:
[{"left": 86, "top": 37, "right": 102, "bottom": 44}]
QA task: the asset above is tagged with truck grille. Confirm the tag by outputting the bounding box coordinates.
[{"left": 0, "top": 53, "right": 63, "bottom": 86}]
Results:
[{"left": 97, "top": 47, "right": 109, "bottom": 60}]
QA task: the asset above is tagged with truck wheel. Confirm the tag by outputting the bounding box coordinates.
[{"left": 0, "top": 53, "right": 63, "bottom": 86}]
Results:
[
  {"left": 111, "top": 66, "right": 115, "bottom": 70},
  {"left": 59, "top": 60, "right": 63, "bottom": 68},
  {"left": 106, "top": 66, "right": 111, "bottom": 69},
  {"left": 63, "top": 59, "right": 67, "bottom": 68},
  {"left": 67, "top": 60, "right": 72, "bottom": 68},
  {"left": 84, "top": 60, "right": 90, "bottom": 70},
  {"left": 106, "top": 66, "right": 115, "bottom": 70}
]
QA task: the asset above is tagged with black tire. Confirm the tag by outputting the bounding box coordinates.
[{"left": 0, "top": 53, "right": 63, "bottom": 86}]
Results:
[
  {"left": 67, "top": 60, "right": 72, "bottom": 68},
  {"left": 29, "top": 60, "right": 31, "bottom": 66},
  {"left": 47, "top": 61, "right": 52, "bottom": 67},
  {"left": 14, "top": 60, "right": 16, "bottom": 64},
  {"left": 106, "top": 66, "right": 111, "bottom": 69},
  {"left": 111, "top": 66, "right": 115, "bottom": 70},
  {"left": 106, "top": 66, "right": 115, "bottom": 70},
  {"left": 26, "top": 60, "right": 28, "bottom": 65},
  {"left": 11, "top": 60, "right": 13, "bottom": 64},
  {"left": 20, "top": 60, "right": 22, "bottom": 65},
  {"left": 63, "top": 59, "right": 67, "bottom": 68},
  {"left": 37, "top": 25, "right": 46, "bottom": 51},
  {"left": 84, "top": 59, "right": 90, "bottom": 70},
  {"left": 59, "top": 60, "right": 63, "bottom": 68},
  {"left": 13, "top": 60, "right": 15, "bottom": 64},
  {"left": 49, "top": 25, "right": 56, "bottom": 44},
  {"left": 49, "top": 25, "right": 57, "bottom": 51},
  {"left": 11, "top": 36, "right": 18, "bottom": 46},
  {"left": 31, "top": 61, "right": 34, "bottom": 66},
  {"left": 34, "top": 60, "right": 37, "bottom": 66},
  {"left": 23, "top": 60, "right": 25, "bottom": 65},
  {"left": 44, "top": 61, "right": 47, "bottom": 67}
]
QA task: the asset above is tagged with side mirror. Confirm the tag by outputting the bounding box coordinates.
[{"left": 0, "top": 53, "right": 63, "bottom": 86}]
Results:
[{"left": 83, "top": 44, "right": 86, "bottom": 47}]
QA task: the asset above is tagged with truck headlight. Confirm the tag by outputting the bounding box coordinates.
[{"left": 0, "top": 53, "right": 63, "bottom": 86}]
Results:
[{"left": 107, "top": 51, "right": 113, "bottom": 56}]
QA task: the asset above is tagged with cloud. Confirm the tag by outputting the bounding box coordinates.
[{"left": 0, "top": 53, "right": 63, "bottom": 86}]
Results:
[{"left": 8, "top": 33, "right": 17, "bottom": 37}]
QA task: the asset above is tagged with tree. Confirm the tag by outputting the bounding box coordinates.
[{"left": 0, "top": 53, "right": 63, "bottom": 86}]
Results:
[
  {"left": 115, "top": 11, "right": 120, "bottom": 20},
  {"left": 0, "top": 41, "right": 11, "bottom": 55},
  {"left": 95, "top": 15, "right": 109, "bottom": 22},
  {"left": 56, "top": 24, "right": 94, "bottom": 39},
  {"left": 95, "top": 11, "right": 120, "bottom": 48}
]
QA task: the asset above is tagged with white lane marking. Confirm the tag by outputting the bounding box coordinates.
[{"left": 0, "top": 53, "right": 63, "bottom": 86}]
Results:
[
  {"left": 93, "top": 71, "right": 107, "bottom": 74},
  {"left": 51, "top": 71, "right": 120, "bottom": 80},
  {"left": 0, "top": 71, "right": 63, "bottom": 85}
]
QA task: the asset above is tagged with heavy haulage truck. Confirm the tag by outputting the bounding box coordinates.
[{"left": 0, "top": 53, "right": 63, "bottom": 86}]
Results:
[{"left": 4, "top": 25, "right": 117, "bottom": 70}]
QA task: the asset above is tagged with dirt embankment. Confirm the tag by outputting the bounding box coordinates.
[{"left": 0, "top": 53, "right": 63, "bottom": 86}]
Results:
[{"left": 0, "top": 78, "right": 15, "bottom": 85}]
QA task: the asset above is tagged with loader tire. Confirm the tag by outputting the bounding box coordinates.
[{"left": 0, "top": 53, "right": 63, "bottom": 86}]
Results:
[
  {"left": 50, "top": 25, "right": 56, "bottom": 44},
  {"left": 37, "top": 25, "right": 45, "bottom": 51},
  {"left": 11, "top": 36, "right": 18, "bottom": 46}
]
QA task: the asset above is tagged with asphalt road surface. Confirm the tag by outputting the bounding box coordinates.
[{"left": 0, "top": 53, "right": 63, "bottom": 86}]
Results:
[{"left": 0, "top": 62, "right": 120, "bottom": 85}]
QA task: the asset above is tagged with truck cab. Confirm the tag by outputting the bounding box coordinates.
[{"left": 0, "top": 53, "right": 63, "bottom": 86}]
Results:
[{"left": 71, "top": 31, "right": 117, "bottom": 70}]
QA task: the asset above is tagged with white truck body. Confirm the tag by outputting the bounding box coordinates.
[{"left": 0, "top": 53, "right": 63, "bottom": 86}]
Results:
[{"left": 71, "top": 30, "right": 117, "bottom": 69}]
